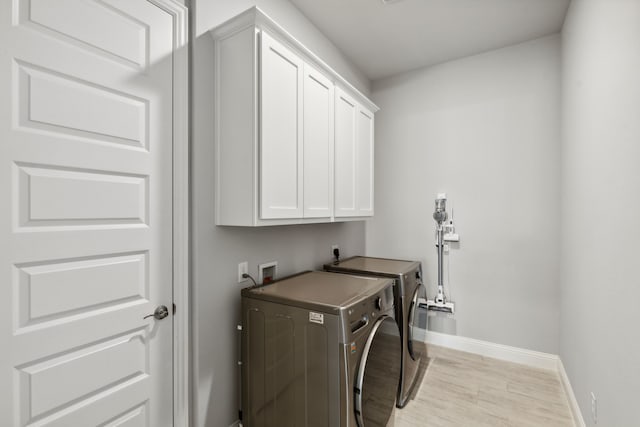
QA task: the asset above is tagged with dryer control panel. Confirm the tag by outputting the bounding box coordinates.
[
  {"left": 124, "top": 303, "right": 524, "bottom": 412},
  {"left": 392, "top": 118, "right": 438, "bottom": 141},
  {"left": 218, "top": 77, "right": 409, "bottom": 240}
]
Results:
[{"left": 343, "top": 284, "right": 395, "bottom": 343}]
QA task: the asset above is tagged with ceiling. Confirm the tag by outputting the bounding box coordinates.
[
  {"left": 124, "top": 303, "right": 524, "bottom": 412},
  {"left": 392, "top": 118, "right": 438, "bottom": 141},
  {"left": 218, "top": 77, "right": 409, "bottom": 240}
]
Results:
[{"left": 288, "top": 0, "right": 571, "bottom": 81}]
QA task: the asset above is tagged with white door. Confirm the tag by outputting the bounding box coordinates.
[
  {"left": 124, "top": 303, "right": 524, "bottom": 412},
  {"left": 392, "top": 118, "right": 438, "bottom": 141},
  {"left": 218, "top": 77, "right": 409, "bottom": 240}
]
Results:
[
  {"left": 0, "top": 1, "right": 175, "bottom": 426},
  {"left": 260, "top": 31, "right": 303, "bottom": 220},
  {"left": 334, "top": 88, "right": 358, "bottom": 217},
  {"left": 303, "top": 64, "right": 334, "bottom": 219},
  {"left": 356, "top": 106, "right": 374, "bottom": 216},
  {"left": 335, "top": 88, "right": 375, "bottom": 218}
]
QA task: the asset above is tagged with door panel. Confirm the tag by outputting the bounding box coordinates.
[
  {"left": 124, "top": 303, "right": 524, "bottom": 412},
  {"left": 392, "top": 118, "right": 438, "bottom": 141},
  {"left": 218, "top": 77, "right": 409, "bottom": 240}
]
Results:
[
  {"left": 18, "top": 332, "right": 146, "bottom": 420},
  {"left": 16, "top": 164, "right": 147, "bottom": 226},
  {"left": 18, "top": 0, "right": 150, "bottom": 68},
  {"left": 260, "top": 31, "right": 303, "bottom": 219},
  {"left": 335, "top": 92, "right": 374, "bottom": 218},
  {"left": 1, "top": 1, "right": 174, "bottom": 426},
  {"left": 303, "top": 64, "right": 333, "bottom": 218},
  {"left": 15, "top": 252, "right": 146, "bottom": 325},
  {"left": 16, "top": 61, "right": 147, "bottom": 148},
  {"left": 334, "top": 88, "right": 357, "bottom": 217},
  {"left": 356, "top": 108, "right": 374, "bottom": 216}
]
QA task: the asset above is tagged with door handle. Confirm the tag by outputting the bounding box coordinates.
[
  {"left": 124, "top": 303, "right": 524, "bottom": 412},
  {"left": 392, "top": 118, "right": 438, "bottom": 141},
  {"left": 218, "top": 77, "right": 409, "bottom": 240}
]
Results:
[{"left": 144, "top": 305, "right": 169, "bottom": 320}]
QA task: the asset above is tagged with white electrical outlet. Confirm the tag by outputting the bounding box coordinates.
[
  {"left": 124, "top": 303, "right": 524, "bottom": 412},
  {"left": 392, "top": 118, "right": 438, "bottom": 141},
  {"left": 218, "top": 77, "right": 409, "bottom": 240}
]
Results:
[
  {"left": 331, "top": 244, "right": 339, "bottom": 253},
  {"left": 591, "top": 392, "right": 597, "bottom": 424},
  {"left": 238, "top": 261, "right": 248, "bottom": 283}
]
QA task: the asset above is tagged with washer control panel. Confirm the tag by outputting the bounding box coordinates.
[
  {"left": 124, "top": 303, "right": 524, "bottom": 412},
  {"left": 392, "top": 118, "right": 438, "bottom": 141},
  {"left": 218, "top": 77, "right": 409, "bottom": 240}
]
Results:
[{"left": 345, "top": 285, "right": 394, "bottom": 339}]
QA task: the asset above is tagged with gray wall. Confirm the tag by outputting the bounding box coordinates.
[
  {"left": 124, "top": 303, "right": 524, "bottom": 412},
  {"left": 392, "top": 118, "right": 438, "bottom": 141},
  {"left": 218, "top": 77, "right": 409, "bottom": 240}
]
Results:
[
  {"left": 561, "top": 1, "right": 640, "bottom": 425},
  {"left": 366, "top": 35, "right": 562, "bottom": 354},
  {"left": 190, "top": 1, "right": 370, "bottom": 426}
]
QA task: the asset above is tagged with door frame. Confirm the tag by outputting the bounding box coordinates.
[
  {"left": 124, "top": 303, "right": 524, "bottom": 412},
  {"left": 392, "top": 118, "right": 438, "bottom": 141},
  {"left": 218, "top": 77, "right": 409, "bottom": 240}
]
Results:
[{"left": 147, "top": 1, "right": 190, "bottom": 426}]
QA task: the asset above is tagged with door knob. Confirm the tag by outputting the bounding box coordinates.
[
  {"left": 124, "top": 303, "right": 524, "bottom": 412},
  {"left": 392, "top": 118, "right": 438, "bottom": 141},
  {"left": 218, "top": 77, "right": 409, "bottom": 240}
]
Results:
[{"left": 144, "top": 305, "right": 169, "bottom": 320}]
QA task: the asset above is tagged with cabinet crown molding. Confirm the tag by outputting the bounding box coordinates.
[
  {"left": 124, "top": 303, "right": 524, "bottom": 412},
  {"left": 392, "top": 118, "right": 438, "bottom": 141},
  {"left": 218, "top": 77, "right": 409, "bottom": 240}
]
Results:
[{"left": 209, "top": 6, "right": 379, "bottom": 113}]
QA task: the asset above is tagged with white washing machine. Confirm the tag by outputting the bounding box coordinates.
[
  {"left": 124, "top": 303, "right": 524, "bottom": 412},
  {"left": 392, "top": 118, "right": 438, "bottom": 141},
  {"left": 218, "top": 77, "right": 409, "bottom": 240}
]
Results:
[
  {"left": 241, "top": 271, "right": 400, "bottom": 426},
  {"left": 325, "top": 256, "right": 427, "bottom": 408}
]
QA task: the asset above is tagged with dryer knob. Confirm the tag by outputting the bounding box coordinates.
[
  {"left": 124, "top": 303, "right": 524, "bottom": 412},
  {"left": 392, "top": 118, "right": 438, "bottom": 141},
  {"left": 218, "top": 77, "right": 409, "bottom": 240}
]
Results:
[{"left": 375, "top": 297, "right": 382, "bottom": 311}]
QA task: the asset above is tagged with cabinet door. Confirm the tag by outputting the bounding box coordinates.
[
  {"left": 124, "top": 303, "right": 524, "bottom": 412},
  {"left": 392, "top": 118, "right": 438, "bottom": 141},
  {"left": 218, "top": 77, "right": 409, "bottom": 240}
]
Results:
[
  {"left": 335, "top": 88, "right": 375, "bottom": 218},
  {"left": 260, "top": 31, "right": 303, "bottom": 219},
  {"left": 334, "top": 88, "right": 358, "bottom": 217},
  {"left": 356, "top": 106, "right": 374, "bottom": 216},
  {"left": 303, "top": 64, "right": 334, "bottom": 218}
]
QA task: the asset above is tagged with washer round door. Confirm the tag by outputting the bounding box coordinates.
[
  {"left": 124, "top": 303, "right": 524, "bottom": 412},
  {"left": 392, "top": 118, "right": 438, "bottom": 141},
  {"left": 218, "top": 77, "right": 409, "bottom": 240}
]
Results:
[
  {"left": 407, "top": 281, "right": 427, "bottom": 361},
  {"left": 354, "top": 315, "right": 401, "bottom": 427}
]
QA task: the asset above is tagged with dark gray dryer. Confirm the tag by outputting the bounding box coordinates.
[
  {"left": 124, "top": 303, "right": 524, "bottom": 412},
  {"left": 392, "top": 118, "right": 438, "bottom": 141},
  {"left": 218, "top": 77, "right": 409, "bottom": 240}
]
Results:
[
  {"left": 241, "top": 271, "right": 400, "bottom": 427},
  {"left": 324, "top": 256, "right": 427, "bottom": 408}
]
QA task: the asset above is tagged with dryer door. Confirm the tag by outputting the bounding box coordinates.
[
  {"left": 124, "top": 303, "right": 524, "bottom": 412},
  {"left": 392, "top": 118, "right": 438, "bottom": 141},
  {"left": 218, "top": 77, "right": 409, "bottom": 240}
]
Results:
[
  {"left": 407, "top": 281, "right": 427, "bottom": 361},
  {"left": 354, "top": 315, "right": 401, "bottom": 427}
]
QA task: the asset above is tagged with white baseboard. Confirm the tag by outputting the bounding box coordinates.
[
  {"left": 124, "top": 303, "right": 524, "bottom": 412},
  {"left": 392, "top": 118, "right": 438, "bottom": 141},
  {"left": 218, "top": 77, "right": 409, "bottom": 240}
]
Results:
[
  {"left": 558, "top": 358, "right": 586, "bottom": 427},
  {"left": 228, "top": 421, "right": 242, "bottom": 427},
  {"left": 424, "top": 330, "right": 560, "bottom": 371}
]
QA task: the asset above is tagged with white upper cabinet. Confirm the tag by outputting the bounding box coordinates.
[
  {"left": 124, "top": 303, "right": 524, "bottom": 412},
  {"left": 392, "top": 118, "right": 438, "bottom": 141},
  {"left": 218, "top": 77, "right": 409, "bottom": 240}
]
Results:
[
  {"left": 211, "top": 7, "right": 377, "bottom": 226},
  {"left": 335, "top": 87, "right": 375, "bottom": 218}
]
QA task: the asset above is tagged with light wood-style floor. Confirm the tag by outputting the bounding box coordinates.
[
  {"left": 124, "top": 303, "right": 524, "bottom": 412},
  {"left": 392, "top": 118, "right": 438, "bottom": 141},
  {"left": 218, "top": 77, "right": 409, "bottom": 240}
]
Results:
[{"left": 390, "top": 345, "right": 575, "bottom": 427}]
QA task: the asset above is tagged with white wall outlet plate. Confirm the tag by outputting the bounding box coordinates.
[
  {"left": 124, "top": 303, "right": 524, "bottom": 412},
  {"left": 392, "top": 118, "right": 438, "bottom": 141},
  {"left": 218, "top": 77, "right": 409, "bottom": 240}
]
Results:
[{"left": 238, "top": 261, "right": 248, "bottom": 283}]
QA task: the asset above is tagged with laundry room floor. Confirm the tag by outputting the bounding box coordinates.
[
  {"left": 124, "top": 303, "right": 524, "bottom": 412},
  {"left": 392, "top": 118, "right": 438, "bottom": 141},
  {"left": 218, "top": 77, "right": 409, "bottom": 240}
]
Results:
[{"left": 390, "top": 345, "right": 575, "bottom": 427}]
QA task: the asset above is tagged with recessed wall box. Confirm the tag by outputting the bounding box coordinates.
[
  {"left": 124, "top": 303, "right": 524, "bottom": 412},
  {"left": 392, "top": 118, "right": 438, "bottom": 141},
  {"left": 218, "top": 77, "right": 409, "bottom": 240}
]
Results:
[{"left": 258, "top": 261, "right": 278, "bottom": 284}]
